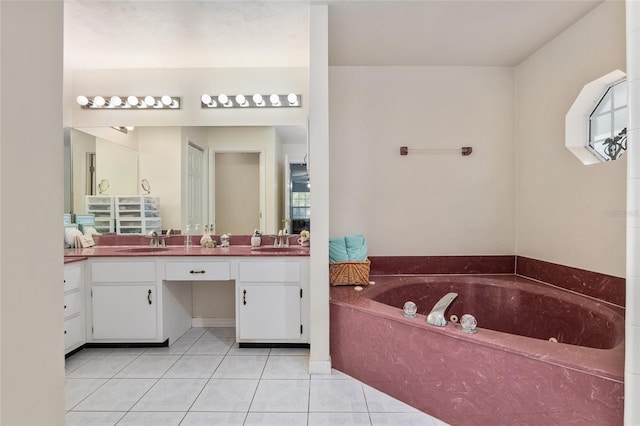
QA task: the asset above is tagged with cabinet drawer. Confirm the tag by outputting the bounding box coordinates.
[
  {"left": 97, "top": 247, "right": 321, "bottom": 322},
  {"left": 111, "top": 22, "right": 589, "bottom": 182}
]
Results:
[
  {"left": 64, "top": 291, "right": 82, "bottom": 318},
  {"left": 64, "top": 315, "right": 83, "bottom": 350},
  {"left": 238, "top": 261, "right": 300, "bottom": 283},
  {"left": 91, "top": 261, "right": 156, "bottom": 282},
  {"left": 165, "top": 261, "right": 231, "bottom": 281},
  {"left": 64, "top": 263, "right": 83, "bottom": 292}
]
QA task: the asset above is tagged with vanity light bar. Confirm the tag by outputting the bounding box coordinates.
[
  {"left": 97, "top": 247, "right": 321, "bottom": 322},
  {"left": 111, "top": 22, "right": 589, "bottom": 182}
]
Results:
[
  {"left": 200, "top": 93, "right": 301, "bottom": 108},
  {"left": 76, "top": 95, "right": 181, "bottom": 109}
]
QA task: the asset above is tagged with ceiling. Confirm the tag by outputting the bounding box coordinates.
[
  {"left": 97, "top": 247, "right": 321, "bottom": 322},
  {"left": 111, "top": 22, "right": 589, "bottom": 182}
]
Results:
[{"left": 64, "top": 0, "right": 604, "bottom": 69}]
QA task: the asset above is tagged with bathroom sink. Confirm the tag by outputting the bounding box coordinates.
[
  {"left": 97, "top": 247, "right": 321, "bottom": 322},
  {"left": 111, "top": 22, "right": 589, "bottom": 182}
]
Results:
[
  {"left": 116, "top": 247, "right": 172, "bottom": 253},
  {"left": 251, "top": 246, "right": 308, "bottom": 254}
]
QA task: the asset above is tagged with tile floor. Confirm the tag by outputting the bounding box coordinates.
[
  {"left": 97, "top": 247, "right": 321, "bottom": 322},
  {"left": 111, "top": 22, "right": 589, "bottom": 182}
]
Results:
[{"left": 65, "top": 327, "right": 448, "bottom": 426}]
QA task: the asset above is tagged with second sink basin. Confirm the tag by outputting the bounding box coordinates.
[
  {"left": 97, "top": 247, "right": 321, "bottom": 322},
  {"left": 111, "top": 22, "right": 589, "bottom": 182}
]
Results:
[{"left": 251, "top": 246, "right": 308, "bottom": 254}]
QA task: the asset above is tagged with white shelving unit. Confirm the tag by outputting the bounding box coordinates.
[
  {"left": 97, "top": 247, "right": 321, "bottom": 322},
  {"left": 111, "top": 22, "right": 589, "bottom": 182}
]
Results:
[
  {"left": 85, "top": 196, "right": 115, "bottom": 233},
  {"left": 115, "top": 196, "right": 162, "bottom": 235}
]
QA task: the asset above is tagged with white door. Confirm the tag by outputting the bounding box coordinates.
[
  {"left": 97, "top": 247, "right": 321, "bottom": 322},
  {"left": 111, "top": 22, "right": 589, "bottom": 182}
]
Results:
[
  {"left": 187, "top": 144, "right": 204, "bottom": 228},
  {"left": 239, "top": 285, "right": 301, "bottom": 340},
  {"left": 92, "top": 285, "right": 157, "bottom": 339}
]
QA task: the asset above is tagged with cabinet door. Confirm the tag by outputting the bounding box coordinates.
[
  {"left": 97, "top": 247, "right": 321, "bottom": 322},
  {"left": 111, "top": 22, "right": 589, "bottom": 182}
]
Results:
[
  {"left": 238, "top": 285, "right": 301, "bottom": 340},
  {"left": 92, "top": 285, "right": 157, "bottom": 340}
]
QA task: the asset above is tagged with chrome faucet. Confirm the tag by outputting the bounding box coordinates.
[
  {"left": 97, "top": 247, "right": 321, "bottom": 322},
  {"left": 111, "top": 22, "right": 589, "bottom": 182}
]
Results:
[
  {"left": 148, "top": 230, "right": 159, "bottom": 247},
  {"left": 426, "top": 292, "right": 458, "bottom": 327}
]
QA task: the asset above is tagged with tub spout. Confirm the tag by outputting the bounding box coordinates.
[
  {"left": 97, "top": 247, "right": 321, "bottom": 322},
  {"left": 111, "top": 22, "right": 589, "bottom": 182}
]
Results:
[{"left": 426, "top": 292, "right": 458, "bottom": 327}]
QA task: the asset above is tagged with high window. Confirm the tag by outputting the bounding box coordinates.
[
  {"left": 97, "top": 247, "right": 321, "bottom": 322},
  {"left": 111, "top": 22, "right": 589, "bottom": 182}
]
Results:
[{"left": 588, "top": 80, "right": 627, "bottom": 161}]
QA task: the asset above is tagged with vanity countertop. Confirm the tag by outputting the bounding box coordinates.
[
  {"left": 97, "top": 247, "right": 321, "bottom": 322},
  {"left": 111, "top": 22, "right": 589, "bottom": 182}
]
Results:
[{"left": 64, "top": 245, "right": 309, "bottom": 258}]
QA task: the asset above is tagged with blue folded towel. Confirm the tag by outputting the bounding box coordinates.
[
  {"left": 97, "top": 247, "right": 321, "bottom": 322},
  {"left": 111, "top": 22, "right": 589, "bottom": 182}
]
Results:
[
  {"left": 345, "top": 234, "right": 367, "bottom": 261},
  {"left": 329, "top": 237, "right": 349, "bottom": 263}
]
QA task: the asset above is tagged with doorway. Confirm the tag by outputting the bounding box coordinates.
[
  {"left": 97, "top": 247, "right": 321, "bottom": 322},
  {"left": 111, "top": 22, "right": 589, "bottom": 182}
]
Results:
[{"left": 214, "top": 152, "right": 260, "bottom": 234}]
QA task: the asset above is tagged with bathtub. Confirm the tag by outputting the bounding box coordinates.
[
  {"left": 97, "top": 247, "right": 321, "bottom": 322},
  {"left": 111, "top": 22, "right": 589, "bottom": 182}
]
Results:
[{"left": 330, "top": 275, "right": 624, "bottom": 425}]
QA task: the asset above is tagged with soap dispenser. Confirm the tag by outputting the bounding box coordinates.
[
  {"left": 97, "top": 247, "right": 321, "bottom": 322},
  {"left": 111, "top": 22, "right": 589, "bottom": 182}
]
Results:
[
  {"left": 200, "top": 225, "right": 213, "bottom": 247},
  {"left": 251, "top": 229, "right": 262, "bottom": 247}
]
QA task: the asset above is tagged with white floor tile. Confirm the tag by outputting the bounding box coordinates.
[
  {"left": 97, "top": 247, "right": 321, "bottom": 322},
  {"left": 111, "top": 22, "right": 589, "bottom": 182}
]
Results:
[
  {"left": 308, "top": 412, "right": 373, "bottom": 425},
  {"left": 270, "top": 347, "right": 310, "bottom": 356},
  {"left": 212, "top": 355, "right": 267, "bottom": 379},
  {"left": 262, "top": 355, "right": 309, "bottom": 379},
  {"left": 116, "top": 411, "right": 185, "bottom": 426},
  {"left": 244, "top": 412, "right": 308, "bottom": 425},
  {"left": 65, "top": 351, "right": 98, "bottom": 374},
  {"left": 181, "top": 327, "right": 208, "bottom": 338},
  {"left": 114, "top": 355, "right": 180, "bottom": 378},
  {"left": 311, "top": 368, "right": 356, "bottom": 381},
  {"left": 65, "top": 378, "right": 108, "bottom": 410},
  {"left": 179, "top": 412, "right": 246, "bottom": 425},
  {"left": 204, "top": 327, "right": 236, "bottom": 338},
  {"left": 250, "top": 379, "right": 310, "bottom": 412},
  {"left": 309, "top": 379, "right": 368, "bottom": 412},
  {"left": 144, "top": 337, "right": 198, "bottom": 355},
  {"left": 185, "top": 337, "right": 234, "bottom": 355},
  {"left": 65, "top": 411, "right": 125, "bottom": 426},
  {"left": 363, "top": 384, "right": 419, "bottom": 413},
  {"left": 73, "top": 378, "right": 156, "bottom": 411},
  {"left": 370, "top": 412, "right": 438, "bottom": 425},
  {"left": 131, "top": 378, "right": 207, "bottom": 411},
  {"left": 162, "top": 355, "right": 223, "bottom": 379},
  {"left": 190, "top": 379, "right": 258, "bottom": 411},
  {"left": 65, "top": 355, "right": 139, "bottom": 379}
]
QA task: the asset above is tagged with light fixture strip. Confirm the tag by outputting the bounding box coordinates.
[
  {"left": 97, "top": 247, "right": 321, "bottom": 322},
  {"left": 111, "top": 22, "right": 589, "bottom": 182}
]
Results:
[
  {"left": 76, "top": 95, "right": 181, "bottom": 110},
  {"left": 200, "top": 94, "right": 301, "bottom": 108}
]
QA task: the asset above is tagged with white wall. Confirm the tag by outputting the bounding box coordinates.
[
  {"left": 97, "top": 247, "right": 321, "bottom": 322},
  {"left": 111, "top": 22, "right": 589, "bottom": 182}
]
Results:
[
  {"left": 138, "top": 127, "right": 183, "bottom": 230},
  {"left": 96, "top": 138, "right": 138, "bottom": 196},
  {"left": 515, "top": 0, "right": 626, "bottom": 277},
  {"left": 329, "top": 66, "right": 515, "bottom": 255},
  {"left": 0, "top": 1, "right": 65, "bottom": 424}
]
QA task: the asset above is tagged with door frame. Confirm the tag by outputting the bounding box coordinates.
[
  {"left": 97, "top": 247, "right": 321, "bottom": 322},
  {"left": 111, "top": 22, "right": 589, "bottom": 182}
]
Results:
[{"left": 209, "top": 148, "right": 266, "bottom": 233}]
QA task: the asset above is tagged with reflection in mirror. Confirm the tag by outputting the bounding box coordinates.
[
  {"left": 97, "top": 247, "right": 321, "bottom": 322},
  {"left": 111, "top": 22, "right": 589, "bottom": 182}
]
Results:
[
  {"left": 70, "top": 128, "right": 139, "bottom": 215},
  {"left": 67, "top": 126, "right": 308, "bottom": 234},
  {"left": 290, "top": 163, "right": 310, "bottom": 233}
]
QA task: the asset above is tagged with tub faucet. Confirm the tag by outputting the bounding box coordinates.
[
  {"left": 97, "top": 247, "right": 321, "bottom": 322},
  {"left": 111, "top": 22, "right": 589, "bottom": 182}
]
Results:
[
  {"left": 426, "top": 292, "right": 458, "bottom": 327},
  {"left": 148, "top": 230, "right": 159, "bottom": 247}
]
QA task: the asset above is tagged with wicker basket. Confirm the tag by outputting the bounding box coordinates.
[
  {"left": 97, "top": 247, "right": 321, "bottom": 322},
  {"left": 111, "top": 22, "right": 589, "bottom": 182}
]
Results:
[{"left": 329, "top": 259, "right": 370, "bottom": 286}]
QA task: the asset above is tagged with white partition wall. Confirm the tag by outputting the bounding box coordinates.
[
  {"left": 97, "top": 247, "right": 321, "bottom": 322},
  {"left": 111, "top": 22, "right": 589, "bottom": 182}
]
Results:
[{"left": 626, "top": 1, "right": 640, "bottom": 424}]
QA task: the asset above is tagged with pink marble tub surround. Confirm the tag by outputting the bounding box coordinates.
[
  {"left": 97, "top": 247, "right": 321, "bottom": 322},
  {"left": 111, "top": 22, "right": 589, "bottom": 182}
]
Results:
[
  {"left": 330, "top": 275, "right": 624, "bottom": 425},
  {"left": 64, "top": 256, "right": 87, "bottom": 264},
  {"left": 369, "top": 255, "right": 515, "bottom": 275},
  {"left": 516, "top": 256, "right": 625, "bottom": 308}
]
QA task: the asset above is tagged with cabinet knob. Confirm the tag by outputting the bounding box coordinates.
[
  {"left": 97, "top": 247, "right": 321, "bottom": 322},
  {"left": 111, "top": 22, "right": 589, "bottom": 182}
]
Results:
[
  {"left": 64, "top": 305, "right": 67, "bottom": 309},
  {"left": 147, "top": 289, "right": 152, "bottom": 305},
  {"left": 64, "top": 330, "right": 67, "bottom": 334},
  {"left": 243, "top": 289, "right": 247, "bottom": 305}
]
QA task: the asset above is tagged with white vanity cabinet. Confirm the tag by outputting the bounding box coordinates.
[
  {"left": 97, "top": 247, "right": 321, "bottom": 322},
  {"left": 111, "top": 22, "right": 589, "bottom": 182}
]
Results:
[
  {"left": 236, "top": 258, "right": 309, "bottom": 344},
  {"left": 87, "top": 259, "right": 162, "bottom": 342},
  {"left": 64, "top": 261, "right": 85, "bottom": 354}
]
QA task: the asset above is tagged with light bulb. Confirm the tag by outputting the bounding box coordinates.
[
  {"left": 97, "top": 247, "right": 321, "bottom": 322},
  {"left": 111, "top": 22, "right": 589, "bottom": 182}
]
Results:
[
  {"left": 161, "top": 95, "right": 173, "bottom": 106},
  {"left": 236, "top": 94, "right": 247, "bottom": 106},
  {"left": 287, "top": 93, "right": 299, "bottom": 106},
  {"left": 76, "top": 95, "right": 89, "bottom": 106},
  {"left": 201, "top": 94, "right": 212, "bottom": 104},
  {"left": 253, "top": 93, "right": 264, "bottom": 106},
  {"left": 127, "top": 95, "right": 139, "bottom": 107},
  {"left": 125, "top": 126, "right": 135, "bottom": 131},
  {"left": 218, "top": 94, "right": 229, "bottom": 104},
  {"left": 93, "top": 96, "right": 106, "bottom": 107},
  {"left": 110, "top": 96, "right": 123, "bottom": 107},
  {"left": 144, "top": 96, "right": 156, "bottom": 107},
  {"left": 269, "top": 94, "right": 281, "bottom": 106}
]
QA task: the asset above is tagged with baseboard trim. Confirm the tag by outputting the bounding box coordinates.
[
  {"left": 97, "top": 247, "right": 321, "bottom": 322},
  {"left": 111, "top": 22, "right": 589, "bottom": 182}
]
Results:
[{"left": 192, "top": 317, "right": 236, "bottom": 328}]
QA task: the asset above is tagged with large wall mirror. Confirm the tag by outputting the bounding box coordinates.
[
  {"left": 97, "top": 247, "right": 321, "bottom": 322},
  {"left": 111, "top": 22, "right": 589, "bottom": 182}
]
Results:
[{"left": 64, "top": 125, "right": 308, "bottom": 235}]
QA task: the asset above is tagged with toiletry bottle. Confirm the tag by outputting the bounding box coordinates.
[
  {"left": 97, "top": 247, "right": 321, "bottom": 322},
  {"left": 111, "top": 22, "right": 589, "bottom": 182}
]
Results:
[
  {"left": 184, "top": 224, "right": 192, "bottom": 248},
  {"left": 200, "top": 225, "right": 212, "bottom": 247}
]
